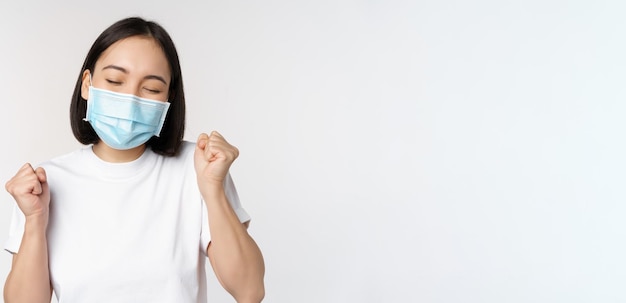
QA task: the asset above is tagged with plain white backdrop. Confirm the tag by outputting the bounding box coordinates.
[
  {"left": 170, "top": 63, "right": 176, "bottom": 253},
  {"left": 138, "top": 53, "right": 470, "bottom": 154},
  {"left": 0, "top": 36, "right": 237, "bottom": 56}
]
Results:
[{"left": 1, "top": 0, "right": 625, "bottom": 302}]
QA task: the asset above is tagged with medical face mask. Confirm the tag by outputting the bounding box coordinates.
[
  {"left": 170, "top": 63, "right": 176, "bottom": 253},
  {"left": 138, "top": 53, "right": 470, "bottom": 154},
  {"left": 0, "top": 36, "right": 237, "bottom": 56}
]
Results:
[{"left": 84, "top": 86, "right": 170, "bottom": 150}]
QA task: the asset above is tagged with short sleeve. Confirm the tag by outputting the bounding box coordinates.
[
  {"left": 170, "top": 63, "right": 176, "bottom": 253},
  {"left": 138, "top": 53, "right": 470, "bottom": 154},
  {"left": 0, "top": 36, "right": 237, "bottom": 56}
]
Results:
[
  {"left": 200, "top": 172, "right": 251, "bottom": 254},
  {"left": 4, "top": 203, "right": 25, "bottom": 254}
]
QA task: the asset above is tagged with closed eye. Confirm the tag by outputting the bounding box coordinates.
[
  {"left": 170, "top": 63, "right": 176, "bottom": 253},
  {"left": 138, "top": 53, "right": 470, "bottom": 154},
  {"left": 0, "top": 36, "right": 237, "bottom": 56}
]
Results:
[
  {"left": 106, "top": 79, "right": 122, "bottom": 85},
  {"left": 144, "top": 88, "right": 162, "bottom": 94}
]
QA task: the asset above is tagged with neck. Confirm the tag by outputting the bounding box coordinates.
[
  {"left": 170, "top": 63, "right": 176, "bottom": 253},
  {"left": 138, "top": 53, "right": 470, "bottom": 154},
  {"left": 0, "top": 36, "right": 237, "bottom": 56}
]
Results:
[{"left": 92, "top": 142, "right": 147, "bottom": 163}]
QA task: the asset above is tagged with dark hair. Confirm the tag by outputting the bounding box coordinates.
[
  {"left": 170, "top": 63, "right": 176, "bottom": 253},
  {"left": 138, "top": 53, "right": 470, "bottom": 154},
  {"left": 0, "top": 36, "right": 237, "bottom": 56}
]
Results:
[{"left": 70, "top": 17, "right": 185, "bottom": 156}]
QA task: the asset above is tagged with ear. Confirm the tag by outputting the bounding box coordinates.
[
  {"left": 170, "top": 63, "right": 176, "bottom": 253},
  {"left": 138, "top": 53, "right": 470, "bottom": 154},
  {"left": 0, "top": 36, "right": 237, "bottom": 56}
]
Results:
[{"left": 80, "top": 69, "right": 91, "bottom": 100}]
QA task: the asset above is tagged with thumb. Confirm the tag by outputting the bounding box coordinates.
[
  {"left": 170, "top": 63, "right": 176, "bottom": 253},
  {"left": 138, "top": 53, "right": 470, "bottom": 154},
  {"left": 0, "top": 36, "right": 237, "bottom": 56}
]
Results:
[
  {"left": 40, "top": 177, "right": 50, "bottom": 196},
  {"left": 194, "top": 133, "right": 209, "bottom": 166},
  {"left": 196, "top": 133, "right": 209, "bottom": 150},
  {"left": 36, "top": 167, "right": 49, "bottom": 195},
  {"left": 29, "top": 167, "right": 46, "bottom": 195},
  {"left": 34, "top": 167, "right": 47, "bottom": 184}
]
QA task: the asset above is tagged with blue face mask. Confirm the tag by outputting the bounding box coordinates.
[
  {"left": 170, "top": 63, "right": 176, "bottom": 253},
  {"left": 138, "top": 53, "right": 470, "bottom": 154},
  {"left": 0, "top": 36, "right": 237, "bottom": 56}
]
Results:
[{"left": 84, "top": 86, "right": 170, "bottom": 150}]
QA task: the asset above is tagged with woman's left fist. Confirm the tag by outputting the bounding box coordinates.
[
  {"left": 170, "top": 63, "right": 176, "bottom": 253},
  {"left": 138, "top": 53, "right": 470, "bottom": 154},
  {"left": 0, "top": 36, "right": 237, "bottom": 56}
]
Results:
[{"left": 194, "top": 131, "right": 239, "bottom": 185}]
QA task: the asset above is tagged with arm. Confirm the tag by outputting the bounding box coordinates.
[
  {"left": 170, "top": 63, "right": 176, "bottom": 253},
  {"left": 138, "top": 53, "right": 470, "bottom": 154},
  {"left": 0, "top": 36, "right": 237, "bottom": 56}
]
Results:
[
  {"left": 195, "top": 132, "right": 265, "bottom": 303},
  {"left": 5, "top": 217, "right": 52, "bottom": 303},
  {"left": 204, "top": 184, "right": 265, "bottom": 303},
  {"left": 4, "top": 164, "right": 53, "bottom": 303}
]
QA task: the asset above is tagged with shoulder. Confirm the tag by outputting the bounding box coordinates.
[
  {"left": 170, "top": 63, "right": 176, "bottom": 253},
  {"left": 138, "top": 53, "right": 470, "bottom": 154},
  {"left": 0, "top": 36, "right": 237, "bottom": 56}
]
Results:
[
  {"left": 38, "top": 146, "right": 90, "bottom": 170},
  {"left": 166, "top": 140, "right": 196, "bottom": 163},
  {"left": 178, "top": 140, "right": 197, "bottom": 156},
  {"left": 155, "top": 140, "right": 197, "bottom": 172}
]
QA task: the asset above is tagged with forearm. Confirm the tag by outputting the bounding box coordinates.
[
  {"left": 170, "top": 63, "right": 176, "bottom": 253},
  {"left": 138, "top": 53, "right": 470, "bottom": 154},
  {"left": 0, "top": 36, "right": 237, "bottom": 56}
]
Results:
[
  {"left": 203, "top": 184, "right": 265, "bottom": 302},
  {"left": 4, "top": 216, "right": 51, "bottom": 303}
]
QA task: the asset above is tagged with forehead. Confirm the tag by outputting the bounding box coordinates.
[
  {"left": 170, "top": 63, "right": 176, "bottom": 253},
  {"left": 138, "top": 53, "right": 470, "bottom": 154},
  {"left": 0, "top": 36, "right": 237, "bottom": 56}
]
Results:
[{"left": 94, "top": 36, "right": 171, "bottom": 80}]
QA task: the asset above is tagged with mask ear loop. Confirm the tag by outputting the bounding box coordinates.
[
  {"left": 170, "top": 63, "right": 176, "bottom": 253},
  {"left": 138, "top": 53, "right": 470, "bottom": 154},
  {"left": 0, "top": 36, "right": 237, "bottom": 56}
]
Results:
[{"left": 83, "top": 71, "right": 93, "bottom": 122}]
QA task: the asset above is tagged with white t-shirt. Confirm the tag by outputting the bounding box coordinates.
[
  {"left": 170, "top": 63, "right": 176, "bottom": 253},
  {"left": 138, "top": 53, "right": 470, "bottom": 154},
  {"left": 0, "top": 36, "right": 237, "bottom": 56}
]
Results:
[{"left": 4, "top": 141, "right": 250, "bottom": 303}]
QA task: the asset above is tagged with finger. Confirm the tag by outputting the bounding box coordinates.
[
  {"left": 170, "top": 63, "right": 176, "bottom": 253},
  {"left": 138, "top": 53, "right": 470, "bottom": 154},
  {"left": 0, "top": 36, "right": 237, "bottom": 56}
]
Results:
[
  {"left": 40, "top": 178, "right": 49, "bottom": 196},
  {"left": 30, "top": 167, "right": 46, "bottom": 195},
  {"left": 31, "top": 180, "right": 43, "bottom": 195},
  {"left": 207, "top": 142, "right": 240, "bottom": 163},
  {"left": 14, "top": 163, "right": 36, "bottom": 178},
  {"left": 207, "top": 136, "right": 226, "bottom": 149},
  {"left": 194, "top": 133, "right": 211, "bottom": 167},
  {"left": 19, "top": 165, "right": 44, "bottom": 195},
  {"left": 208, "top": 133, "right": 233, "bottom": 150},
  {"left": 34, "top": 167, "right": 47, "bottom": 184},
  {"left": 6, "top": 164, "right": 37, "bottom": 193},
  {"left": 204, "top": 141, "right": 220, "bottom": 161},
  {"left": 196, "top": 133, "right": 209, "bottom": 149},
  {"left": 9, "top": 174, "right": 42, "bottom": 196},
  {"left": 210, "top": 131, "right": 223, "bottom": 139},
  {"left": 21, "top": 163, "right": 34, "bottom": 172}
]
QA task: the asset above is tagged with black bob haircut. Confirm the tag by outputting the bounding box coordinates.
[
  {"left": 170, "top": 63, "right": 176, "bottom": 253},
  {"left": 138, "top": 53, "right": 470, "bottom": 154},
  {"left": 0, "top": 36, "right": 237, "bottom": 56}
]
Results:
[{"left": 70, "top": 17, "right": 185, "bottom": 156}]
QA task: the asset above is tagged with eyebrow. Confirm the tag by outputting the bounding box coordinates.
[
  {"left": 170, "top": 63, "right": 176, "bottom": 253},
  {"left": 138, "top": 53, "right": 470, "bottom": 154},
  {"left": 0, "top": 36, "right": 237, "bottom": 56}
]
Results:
[{"left": 102, "top": 64, "right": 168, "bottom": 85}]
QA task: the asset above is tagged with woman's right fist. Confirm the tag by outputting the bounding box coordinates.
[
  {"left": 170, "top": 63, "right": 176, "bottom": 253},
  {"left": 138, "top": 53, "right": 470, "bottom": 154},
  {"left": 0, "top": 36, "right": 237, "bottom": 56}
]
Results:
[{"left": 5, "top": 163, "right": 50, "bottom": 220}]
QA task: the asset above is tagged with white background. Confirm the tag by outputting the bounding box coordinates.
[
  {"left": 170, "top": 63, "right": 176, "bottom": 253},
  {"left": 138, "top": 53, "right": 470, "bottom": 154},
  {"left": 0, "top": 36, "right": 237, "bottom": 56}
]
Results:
[{"left": 1, "top": 0, "right": 625, "bottom": 302}]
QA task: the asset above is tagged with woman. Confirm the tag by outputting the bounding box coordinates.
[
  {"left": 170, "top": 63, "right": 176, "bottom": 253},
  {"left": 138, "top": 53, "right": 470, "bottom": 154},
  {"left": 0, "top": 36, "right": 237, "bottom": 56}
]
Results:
[{"left": 3, "top": 17, "right": 265, "bottom": 303}]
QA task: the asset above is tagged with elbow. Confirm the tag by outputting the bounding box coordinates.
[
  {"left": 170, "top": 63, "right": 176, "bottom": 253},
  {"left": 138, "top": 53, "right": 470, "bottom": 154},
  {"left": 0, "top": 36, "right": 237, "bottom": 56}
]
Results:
[
  {"left": 228, "top": 273, "right": 265, "bottom": 303},
  {"left": 251, "top": 285, "right": 266, "bottom": 303},
  {"left": 218, "top": 267, "right": 265, "bottom": 302},
  {"left": 4, "top": 274, "right": 52, "bottom": 303},
  {"left": 236, "top": 284, "right": 265, "bottom": 303}
]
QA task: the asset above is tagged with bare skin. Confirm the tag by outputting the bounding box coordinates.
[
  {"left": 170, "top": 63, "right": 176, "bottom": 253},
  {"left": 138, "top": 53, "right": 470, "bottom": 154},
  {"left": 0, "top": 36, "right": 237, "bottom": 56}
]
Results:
[
  {"left": 195, "top": 132, "right": 265, "bottom": 302},
  {"left": 4, "top": 36, "right": 264, "bottom": 303},
  {"left": 4, "top": 164, "right": 52, "bottom": 302}
]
